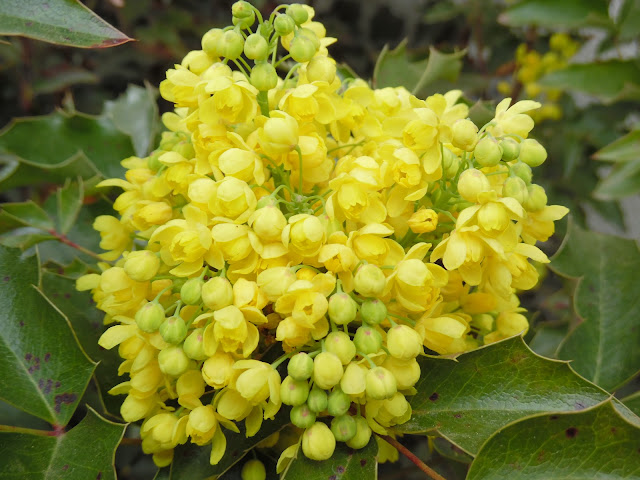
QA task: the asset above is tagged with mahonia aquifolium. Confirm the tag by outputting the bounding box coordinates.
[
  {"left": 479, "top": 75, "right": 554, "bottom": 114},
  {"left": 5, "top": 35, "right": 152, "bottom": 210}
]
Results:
[{"left": 77, "top": 1, "right": 569, "bottom": 469}]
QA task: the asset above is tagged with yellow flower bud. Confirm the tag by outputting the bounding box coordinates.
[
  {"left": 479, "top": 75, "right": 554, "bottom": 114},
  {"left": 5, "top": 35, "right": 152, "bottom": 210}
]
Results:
[
  {"left": 250, "top": 62, "right": 278, "bottom": 91},
  {"left": 313, "top": 352, "right": 343, "bottom": 389},
  {"left": 249, "top": 206, "right": 287, "bottom": 243},
  {"left": 302, "top": 422, "right": 336, "bottom": 461},
  {"left": 274, "top": 14, "right": 296, "bottom": 35},
  {"left": 158, "top": 345, "right": 190, "bottom": 377},
  {"left": 135, "top": 302, "right": 165, "bottom": 333},
  {"left": 183, "top": 328, "right": 207, "bottom": 360},
  {"left": 477, "top": 202, "right": 510, "bottom": 233},
  {"left": 202, "top": 28, "right": 223, "bottom": 56},
  {"left": 327, "top": 388, "right": 351, "bottom": 416},
  {"left": 353, "top": 326, "right": 383, "bottom": 355},
  {"left": 502, "top": 176, "right": 529, "bottom": 204},
  {"left": 325, "top": 332, "right": 356, "bottom": 365},
  {"left": 365, "top": 366, "right": 397, "bottom": 400},
  {"left": 258, "top": 111, "right": 299, "bottom": 155},
  {"left": 500, "top": 138, "right": 520, "bottom": 161},
  {"left": 121, "top": 393, "right": 155, "bottom": 422},
  {"left": 202, "top": 351, "right": 235, "bottom": 388},
  {"left": 457, "top": 168, "right": 490, "bottom": 203},
  {"left": 288, "top": 352, "right": 314, "bottom": 381},
  {"left": 202, "top": 276, "right": 234, "bottom": 310},
  {"left": 523, "top": 184, "right": 547, "bottom": 211},
  {"left": 287, "top": 4, "right": 309, "bottom": 24},
  {"left": 124, "top": 251, "right": 160, "bottom": 282},
  {"left": 241, "top": 459, "right": 267, "bottom": 480},
  {"left": 331, "top": 414, "right": 356, "bottom": 441},
  {"left": 187, "top": 405, "right": 218, "bottom": 445},
  {"left": 177, "top": 370, "right": 205, "bottom": 409},
  {"left": 307, "top": 385, "right": 328, "bottom": 412},
  {"left": 328, "top": 292, "right": 358, "bottom": 325},
  {"left": 283, "top": 214, "right": 326, "bottom": 257},
  {"left": 180, "top": 277, "right": 203, "bottom": 305},
  {"left": 306, "top": 56, "right": 336, "bottom": 83},
  {"left": 290, "top": 404, "right": 316, "bottom": 429},
  {"left": 408, "top": 208, "right": 439, "bottom": 234},
  {"left": 290, "top": 35, "right": 317, "bottom": 63},
  {"left": 346, "top": 416, "right": 372, "bottom": 449},
  {"left": 217, "top": 389, "right": 253, "bottom": 421},
  {"left": 382, "top": 356, "right": 420, "bottom": 390},
  {"left": 218, "top": 30, "right": 244, "bottom": 60},
  {"left": 496, "top": 311, "right": 529, "bottom": 336},
  {"left": 519, "top": 138, "right": 547, "bottom": 167},
  {"left": 354, "top": 264, "right": 386, "bottom": 298},
  {"left": 511, "top": 162, "right": 532, "bottom": 184},
  {"left": 451, "top": 119, "right": 478, "bottom": 151},
  {"left": 280, "top": 375, "right": 310, "bottom": 406},
  {"left": 244, "top": 33, "right": 269, "bottom": 61},
  {"left": 360, "top": 298, "right": 387, "bottom": 325},
  {"left": 386, "top": 325, "right": 423, "bottom": 360}
]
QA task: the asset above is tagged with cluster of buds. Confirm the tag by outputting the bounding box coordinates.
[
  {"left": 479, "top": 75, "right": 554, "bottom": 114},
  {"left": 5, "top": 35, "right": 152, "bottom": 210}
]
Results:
[{"left": 78, "top": 1, "right": 568, "bottom": 470}]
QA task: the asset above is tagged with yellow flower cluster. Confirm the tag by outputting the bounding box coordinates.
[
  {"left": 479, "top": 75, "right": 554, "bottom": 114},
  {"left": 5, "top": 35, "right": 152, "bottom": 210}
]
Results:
[
  {"left": 498, "top": 33, "right": 579, "bottom": 122},
  {"left": 78, "top": 1, "right": 568, "bottom": 469}
]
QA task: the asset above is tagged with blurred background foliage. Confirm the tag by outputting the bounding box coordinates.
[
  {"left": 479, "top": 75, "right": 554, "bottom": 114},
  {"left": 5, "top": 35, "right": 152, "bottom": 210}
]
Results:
[{"left": 1, "top": 0, "right": 639, "bottom": 479}]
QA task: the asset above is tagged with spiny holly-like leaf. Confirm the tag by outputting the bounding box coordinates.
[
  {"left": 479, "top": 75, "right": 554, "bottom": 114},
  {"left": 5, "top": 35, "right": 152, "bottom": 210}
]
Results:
[
  {"left": 0, "top": 110, "right": 132, "bottom": 191},
  {"left": 0, "top": 0, "right": 132, "bottom": 48},
  {"left": 281, "top": 437, "right": 378, "bottom": 480},
  {"left": 0, "top": 246, "right": 95, "bottom": 425},
  {"left": 373, "top": 40, "right": 465, "bottom": 97},
  {"left": 539, "top": 60, "right": 640, "bottom": 104},
  {"left": 0, "top": 201, "right": 54, "bottom": 234},
  {"left": 0, "top": 407, "right": 125, "bottom": 479},
  {"left": 498, "top": 0, "right": 613, "bottom": 30},
  {"left": 467, "top": 400, "right": 640, "bottom": 479},
  {"left": 168, "top": 408, "right": 290, "bottom": 479},
  {"left": 551, "top": 220, "right": 640, "bottom": 391},
  {"left": 56, "top": 178, "right": 84, "bottom": 235},
  {"left": 396, "top": 336, "right": 611, "bottom": 455}
]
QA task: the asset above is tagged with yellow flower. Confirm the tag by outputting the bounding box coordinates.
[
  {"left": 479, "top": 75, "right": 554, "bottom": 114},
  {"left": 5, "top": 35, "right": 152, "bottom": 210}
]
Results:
[
  {"left": 490, "top": 98, "right": 541, "bottom": 138},
  {"left": 416, "top": 313, "right": 470, "bottom": 354},
  {"left": 408, "top": 208, "right": 439, "bottom": 234},
  {"left": 257, "top": 111, "right": 299, "bottom": 156},
  {"left": 282, "top": 214, "right": 326, "bottom": 258},
  {"left": 94, "top": 215, "right": 133, "bottom": 261},
  {"left": 186, "top": 405, "right": 218, "bottom": 445},
  {"left": 202, "top": 351, "right": 235, "bottom": 389},
  {"left": 213, "top": 305, "right": 259, "bottom": 357}
]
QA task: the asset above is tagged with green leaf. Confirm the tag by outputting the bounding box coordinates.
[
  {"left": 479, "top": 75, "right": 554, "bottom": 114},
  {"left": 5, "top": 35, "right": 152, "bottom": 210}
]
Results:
[
  {"left": 168, "top": 409, "right": 290, "bottom": 479},
  {"left": 0, "top": 246, "right": 95, "bottom": 425},
  {"left": 396, "top": 336, "right": 611, "bottom": 455},
  {"left": 528, "top": 325, "right": 569, "bottom": 359},
  {"left": 617, "top": 0, "right": 640, "bottom": 40},
  {"left": 621, "top": 392, "right": 640, "bottom": 417},
  {"left": 0, "top": 110, "right": 133, "bottom": 191},
  {"left": 104, "top": 83, "right": 161, "bottom": 157},
  {"left": 551, "top": 220, "right": 640, "bottom": 391},
  {"left": 0, "top": 407, "right": 125, "bottom": 479},
  {"left": 282, "top": 437, "right": 378, "bottom": 480},
  {"left": 32, "top": 68, "right": 99, "bottom": 95},
  {"left": 499, "top": 0, "right": 613, "bottom": 30},
  {"left": 467, "top": 401, "right": 640, "bottom": 479},
  {"left": 373, "top": 40, "right": 465, "bottom": 97},
  {"left": 0, "top": 0, "right": 132, "bottom": 48},
  {"left": 0, "top": 202, "right": 54, "bottom": 233},
  {"left": 56, "top": 178, "right": 84, "bottom": 235},
  {"left": 594, "top": 158, "right": 640, "bottom": 199},
  {"left": 593, "top": 129, "right": 640, "bottom": 163},
  {"left": 539, "top": 60, "right": 640, "bottom": 104},
  {"left": 0, "top": 231, "right": 57, "bottom": 250}
]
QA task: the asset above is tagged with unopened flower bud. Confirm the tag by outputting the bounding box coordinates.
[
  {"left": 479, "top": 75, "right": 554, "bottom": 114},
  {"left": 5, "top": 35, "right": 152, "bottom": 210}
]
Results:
[
  {"left": 306, "top": 56, "right": 336, "bottom": 83},
  {"left": 500, "top": 138, "right": 520, "bottom": 161},
  {"left": 232, "top": 9, "right": 255, "bottom": 28},
  {"left": 331, "top": 414, "right": 357, "bottom": 442},
  {"left": 327, "top": 388, "right": 351, "bottom": 416},
  {"left": 382, "top": 357, "right": 420, "bottom": 390},
  {"left": 523, "top": 184, "right": 547, "bottom": 211},
  {"left": 290, "top": 35, "right": 317, "bottom": 63},
  {"left": 159, "top": 316, "right": 188, "bottom": 344},
  {"left": 307, "top": 385, "right": 328, "bottom": 412},
  {"left": 232, "top": 1, "right": 253, "bottom": 19},
  {"left": 325, "top": 332, "right": 356, "bottom": 365},
  {"left": 250, "top": 62, "right": 278, "bottom": 91},
  {"left": 502, "top": 176, "right": 529, "bottom": 204},
  {"left": 354, "top": 264, "right": 386, "bottom": 298},
  {"left": 183, "top": 328, "right": 207, "bottom": 360},
  {"left": 202, "top": 28, "right": 223, "bottom": 56},
  {"left": 365, "top": 366, "right": 397, "bottom": 400},
  {"left": 496, "top": 311, "right": 529, "bottom": 336},
  {"left": 477, "top": 202, "right": 510, "bottom": 233},
  {"left": 288, "top": 352, "right": 314, "bottom": 380},
  {"left": 328, "top": 293, "right": 358, "bottom": 325},
  {"left": 346, "top": 416, "right": 372, "bottom": 449},
  {"left": 408, "top": 208, "right": 439, "bottom": 234},
  {"left": 181, "top": 277, "right": 203, "bottom": 305},
  {"left": 286, "top": 4, "right": 309, "bottom": 24},
  {"left": 443, "top": 147, "right": 461, "bottom": 178},
  {"left": 519, "top": 139, "right": 547, "bottom": 167},
  {"left": 135, "top": 302, "right": 165, "bottom": 333},
  {"left": 474, "top": 137, "right": 503, "bottom": 167},
  {"left": 302, "top": 422, "right": 336, "bottom": 461},
  {"left": 147, "top": 151, "right": 163, "bottom": 171},
  {"left": 353, "top": 326, "right": 383, "bottom": 355},
  {"left": 202, "top": 276, "right": 233, "bottom": 310},
  {"left": 313, "top": 352, "right": 343, "bottom": 389},
  {"left": 280, "top": 375, "right": 310, "bottom": 406},
  {"left": 451, "top": 119, "right": 478, "bottom": 151},
  {"left": 511, "top": 162, "right": 533, "bottom": 184},
  {"left": 290, "top": 403, "right": 316, "bottom": 429},
  {"left": 124, "top": 250, "right": 160, "bottom": 282},
  {"left": 360, "top": 298, "right": 387, "bottom": 325},
  {"left": 244, "top": 33, "right": 269, "bottom": 60},
  {"left": 218, "top": 31, "right": 244, "bottom": 60},
  {"left": 241, "top": 459, "right": 266, "bottom": 480},
  {"left": 158, "top": 345, "right": 190, "bottom": 377},
  {"left": 274, "top": 14, "right": 296, "bottom": 35},
  {"left": 457, "top": 168, "right": 490, "bottom": 203},
  {"left": 387, "top": 325, "right": 423, "bottom": 360}
]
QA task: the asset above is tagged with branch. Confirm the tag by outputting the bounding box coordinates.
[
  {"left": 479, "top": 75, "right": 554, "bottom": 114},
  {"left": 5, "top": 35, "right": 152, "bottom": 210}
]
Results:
[
  {"left": 47, "top": 229, "right": 106, "bottom": 263},
  {"left": 375, "top": 433, "right": 447, "bottom": 480}
]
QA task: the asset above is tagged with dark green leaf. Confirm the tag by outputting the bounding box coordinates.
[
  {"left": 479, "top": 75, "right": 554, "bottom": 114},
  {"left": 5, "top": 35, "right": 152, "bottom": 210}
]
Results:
[
  {"left": 0, "top": 0, "right": 132, "bottom": 48},
  {"left": 282, "top": 437, "right": 377, "bottom": 480},
  {"left": 373, "top": 40, "right": 465, "bottom": 97},
  {"left": 169, "top": 408, "right": 290, "bottom": 479},
  {"left": 0, "top": 407, "right": 125, "bottom": 479},
  {"left": 528, "top": 325, "right": 569, "bottom": 359},
  {"left": 32, "top": 68, "right": 99, "bottom": 95},
  {"left": 617, "top": 0, "right": 640, "bottom": 40},
  {"left": 57, "top": 178, "right": 84, "bottom": 235},
  {"left": 0, "top": 111, "right": 133, "bottom": 191},
  {"left": 539, "top": 60, "right": 640, "bottom": 104},
  {"left": 432, "top": 437, "right": 473, "bottom": 464},
  {"left": 593, "top": 129, "right": 640, "bottom": 163},
  {"left": 467, "top": 100, "right": 495, "bottom": 129},
  {"left": 0, "top": 246, "right": 95, "bottom": 425},
  {"left": 594, "top": 158, "right": 640, "bottom": 199},
  {"left": 397, "top": 337, "right": 611, "bottom": 454},
  {"left": 499, "top": 0, "right": 613, "bottom": 30},
  {"left": 551, "top": 220, "right": 640, "bottom": 391},
  {"left": 467, "top": 401, "right": 640, "bottom": 479},
  {"left": 0, "top": 201, "right": 54, "bottom": 233},
  {"left": 621, "top": 392, "right": 640, "bottom": 417},
  {"left": 0, "top": 231, "right": 57, "bottom": 250},
  {"left": 104, "top": 83, "right": 161, "bottom": 157}
]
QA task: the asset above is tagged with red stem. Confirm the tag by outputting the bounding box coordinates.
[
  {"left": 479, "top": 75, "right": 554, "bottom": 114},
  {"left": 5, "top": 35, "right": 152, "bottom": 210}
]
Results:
[{"left": 376, "top": 434, "right": 447, "bottom": 480}]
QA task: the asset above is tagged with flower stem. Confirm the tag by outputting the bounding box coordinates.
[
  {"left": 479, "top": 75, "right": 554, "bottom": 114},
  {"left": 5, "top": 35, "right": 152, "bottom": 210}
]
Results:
[
  {"left": 46, "top": 229, "right": 106, "bottom": 263},
  {"left": 375, "top": 434, "right": 447, "bottom": 480}
]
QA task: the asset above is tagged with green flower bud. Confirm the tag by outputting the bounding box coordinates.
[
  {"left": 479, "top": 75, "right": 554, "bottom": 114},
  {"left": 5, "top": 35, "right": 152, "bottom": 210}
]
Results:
[
  {"left": 360, "top": 298, "right": 387, "bottom": 325},
  {"left": 218, "top": 30, "right": 244, "bottom": 60},
  {"left": 202, "top": 28, "right": 223, "bottom": 57},
  {"left": 180, "top": 277, "right": 203, "bottom": 305},
  {"left": 519, "top": 139, "right": 547, "bottom": 167},
  {"left": 306, "top": 56, "right": 336, "bottom": 83},
  {"left": 135, "top": 302, "right": 165, "bottom": 333},
  {"left": 386, "top": 325, "right": 423, "bottom": 360},
  {"left": 286, "top": 4, "right": 309, "bottom": 25},
  {"left": 297, "top": 28, "right": 320, "bottom": 49},
  {"left": 471, "top": 313, "right": 494, "bottom": 333},
  {"left": 353, "top": 326, "right": 383, "bottom": 355},
  {"left": 147, "top": 151, "right": 163, "bottom": 171},
  {"left": 158, "top": 345, "right": 190, "bottom": 377},
  {"left": 250, "top": 62, "right": 278, "bottom": 91},
  {"left": 307, "top": 385, "right": 328, "bottom": 412},
  {"left": 442, "top": 148, "right": 460, "bottom": 179},
  {"left": 474, "top": 137, "right": 503, "bottom": 167},
  {"left": 511, "top": 162, "right": 532, "bottom": 184},
  {"left": 365, "top": 366, "right": 397, "bottom": 400},
  {"left": 313, "top": 352, "right": 343, "bottom": 390},
  {"left": 183, "top": 328, "right": 207, "bottom": 360},
  {"left": 274, "top": 14, "right": 296, "bottom": 36},
  {"left": 327, "top": 388, "right": 351, "bottom": 416},
  {"left": 451, "top": 119, "right": 478, "bottom": 151},
  {"left": 124, "top": 250, "right": 160, "bottom": 282},
  {"left": 257, "top": 22, "right": 274, "bottom": 38},
  {"left": 328, "top": 292, "right": 358, "bottom": 325},
  {"left": 331, "top": 414, "right": 357, "bottom": 442},
  {"left": 500, "top": 138, "right": 520, "bottom": 161},
  {"left": 523, "top": 184, "right": 547, "bottom": 211},
  {"left": 172, "top": 141, "right": 195, "bottom": 159},
  {"left": 232, "top": 1, "right": 253, "bottom": 19},
  {"left": 232, "top": 10, "right": 256, "bottom": 28},
  {"left": 302, "top": 422, "right": 336, "bottom": 461},
  {"left": 244, "top": 33, "right": 269, "bottom": 60},
  {"left": 290, "top": 403, "right": 316, "bottom": 429},
  {"left": 502, "top": 176, "right": 529, "bottom": 204},
  {"left": 346, "top": 416, "right": 372, "bottom": 449},
  {"left": 159, "top": 316, "right": 188, "bottom": 344},
  {"left": 241, "top": 458, "right": 266, "bottom": 480},
  {"left": 354, "top": 264, "right": 386, "bottom": 298},
  {"left": 280, "top": 375, "right": 310, "bottom": 406},
  {"left": 457, "top": 168, "right": 490, "bottom": 203},
  {"left": 256, "top": 195, "right": 278, "bottom": 209},
  {"left": 288, "top": 352, "right": 314, "bottom": 380},
  {"left": 325, "top": 332, "right": 356, "bottom": 365},
  {"left": 202, "top": 276, "right": 233, "bottom": 310},
  {"left": 289, "top": 35, "right": 317, "bottom": 63}
]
